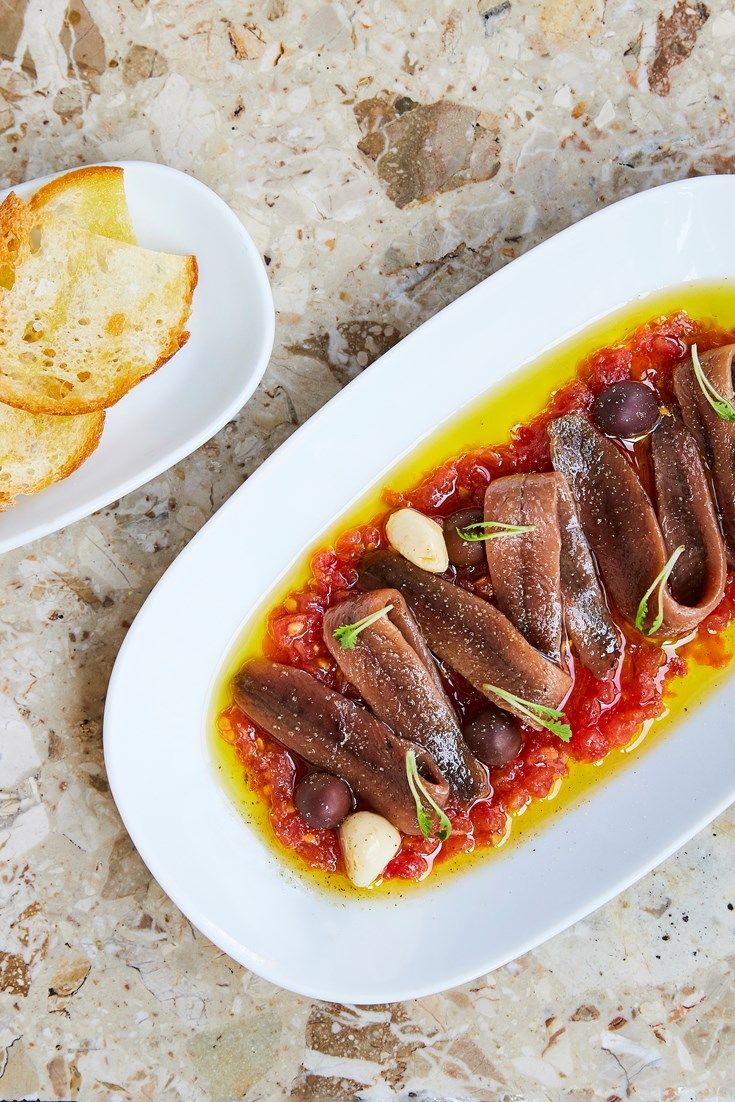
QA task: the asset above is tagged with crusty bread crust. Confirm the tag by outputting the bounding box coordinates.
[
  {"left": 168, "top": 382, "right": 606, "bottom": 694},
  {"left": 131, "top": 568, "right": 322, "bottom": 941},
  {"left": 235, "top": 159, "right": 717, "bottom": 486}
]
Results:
[
  {"left": 0, "top": 408, "right": 105, "bottom": 509},
  {"left": 0, "top": 192, "right": 32, "bottom": 268},
  {"left": 28, "top": 410, "right": 105, "bottom": 495},
  {"left": 30, "top": 165, "right": 136, "bottom": 244},
  {"left": 30, "top": 165, "right": 125, "bottom": 211}
]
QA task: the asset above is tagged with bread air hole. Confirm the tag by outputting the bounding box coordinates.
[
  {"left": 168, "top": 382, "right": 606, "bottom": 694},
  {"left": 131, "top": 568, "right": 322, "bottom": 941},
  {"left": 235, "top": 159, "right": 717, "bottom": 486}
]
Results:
[
  {"left": 0, "top": 264, "right": 15, "bottom": 290},
  {"left": 77, "top": 317, "right": 90, "bottom": 326},
  {"left": 29, "top": 226, "right": 42, "bottom": 253},
  {"left": 22, "top": 320, "right": 44, "bottom": 343},
  {"left": 40, "top": 376, "right": 74, "bottom": 399},
  {"left": 77, "top": 371, "right": 91, "bottom": 382}
]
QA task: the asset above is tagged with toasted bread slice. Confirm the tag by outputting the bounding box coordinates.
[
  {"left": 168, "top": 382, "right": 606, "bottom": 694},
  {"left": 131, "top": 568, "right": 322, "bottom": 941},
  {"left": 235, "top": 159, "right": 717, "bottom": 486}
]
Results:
[
  {"left": 31, "top": 165, "right": 136, "bottom": 244},
  {"left": 0, "top": 188, "right": 197, "bottom": 414},
  {"left": 0, "top": 403, "right": 104, "bottom": 508}
]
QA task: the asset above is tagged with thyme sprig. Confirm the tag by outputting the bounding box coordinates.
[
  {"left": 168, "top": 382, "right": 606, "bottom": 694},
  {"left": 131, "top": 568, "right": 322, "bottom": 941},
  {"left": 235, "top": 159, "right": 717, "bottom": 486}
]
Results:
[
  {"left": 333, "top": 604, "right": 393, "bottom": 649},
  {"left": 635, "top": 546, "right": 685, "bottom": 637}
]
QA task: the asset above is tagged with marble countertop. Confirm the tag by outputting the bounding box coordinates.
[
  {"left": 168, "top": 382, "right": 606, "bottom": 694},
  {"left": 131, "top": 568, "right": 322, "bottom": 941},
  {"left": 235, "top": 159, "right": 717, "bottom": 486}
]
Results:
[{"left": 2, "top": 0, "right": 735, "bottom": 1098}]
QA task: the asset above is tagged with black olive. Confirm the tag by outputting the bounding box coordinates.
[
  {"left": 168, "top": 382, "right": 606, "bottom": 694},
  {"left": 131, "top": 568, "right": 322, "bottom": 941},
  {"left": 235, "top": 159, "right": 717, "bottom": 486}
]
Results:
[
  {"left": 294, "top": 773, "right": 353, "bottom": 829},
  {"left": 444, "top": 507, "right": 486, "bottom": 568},
  {"left": 464, "top": 708, "right": 522, "bottom": 768},
  {"left": 593, "top": 380, "right": 660, "bottom": 439}
]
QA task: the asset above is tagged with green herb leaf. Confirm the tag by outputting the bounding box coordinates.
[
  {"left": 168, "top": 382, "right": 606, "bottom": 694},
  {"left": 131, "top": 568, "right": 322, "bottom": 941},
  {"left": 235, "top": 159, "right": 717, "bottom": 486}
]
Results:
[
  {"left": 634, "top": 545, "right": 685, "bottom": 637},
  {"left": 457, "top": 520, "right": 536, "bottom": 542},
  {"left": 691, "top": 343, "right": 735, "bottom": 422},
  {"left": 405, "top": 749, "right": 452, "bottom": 841},
  {"left": 482, "top": 683, "right": 572, "bottom": 742},
  {"left": 332, "top": 603, "right": 393, "bottom": 650}
]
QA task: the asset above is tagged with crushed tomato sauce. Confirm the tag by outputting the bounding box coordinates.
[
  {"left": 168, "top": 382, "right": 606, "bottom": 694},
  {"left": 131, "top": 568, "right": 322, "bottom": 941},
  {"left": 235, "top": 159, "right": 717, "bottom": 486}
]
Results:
[{"left": 218, "top": 311, "right": 735, "bottom": 884}]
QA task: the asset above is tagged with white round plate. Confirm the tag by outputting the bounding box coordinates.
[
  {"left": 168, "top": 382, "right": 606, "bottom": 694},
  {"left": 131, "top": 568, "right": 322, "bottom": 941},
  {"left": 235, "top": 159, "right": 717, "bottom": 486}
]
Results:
[
  {"left": 0, "top": 161, "right": 274, "bottom": 553},
  {"left": 105, "top": 177, "right": 735, "bottom": 1003}
]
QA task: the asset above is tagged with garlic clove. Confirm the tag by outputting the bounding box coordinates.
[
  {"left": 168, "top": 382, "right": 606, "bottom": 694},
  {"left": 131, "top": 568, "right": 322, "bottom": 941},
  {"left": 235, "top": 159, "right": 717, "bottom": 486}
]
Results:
[
  {"left": 339, "top": 811, "right": 401, "bottom": 888},
  {"left": 385, "top": 508, "right": 449, "bottom": 574}
]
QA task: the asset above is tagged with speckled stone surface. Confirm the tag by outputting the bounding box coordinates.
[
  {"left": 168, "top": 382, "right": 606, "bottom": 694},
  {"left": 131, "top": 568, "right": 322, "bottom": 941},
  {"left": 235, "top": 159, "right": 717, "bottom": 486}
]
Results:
[{"left": 2, "top": 1, "right": 735, "bottom": 1099}]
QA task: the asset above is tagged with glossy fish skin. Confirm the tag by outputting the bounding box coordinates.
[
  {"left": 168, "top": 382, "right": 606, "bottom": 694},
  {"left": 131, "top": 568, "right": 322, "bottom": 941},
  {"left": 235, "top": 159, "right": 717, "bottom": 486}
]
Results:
[
  {"left": 549, "top": 412, "right": 725, "bottom": 638},
  {"left": 323, "top": 588, "right": 488, "bottom": 800},
  {"left": 484, "top": 471, "right": 621, "bottom": 679},
  {"left": 233, "top": 658, "right": 449, "bottom": 836},
  {"left": 484, "top": 474, "right": 563, "bottom": 660},
  {"left": 359, "top": 551, "right": 572, "bottom": 722},
  {"left": 649, "top": 411, "right": 726, "bottom": 613},
  {"left": 673, "top": 344, "right": 735, "bottom": 566},
  {"left": 550, "top": 413, "right": 657, "bottom": 626},
  {"left": 556, "top": 475, "right": 622, "bottom": 679}
]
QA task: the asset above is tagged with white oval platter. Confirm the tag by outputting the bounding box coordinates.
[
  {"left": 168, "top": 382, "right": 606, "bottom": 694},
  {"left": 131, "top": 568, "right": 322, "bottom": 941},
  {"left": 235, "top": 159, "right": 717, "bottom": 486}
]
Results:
[{"left": 105, "top": 176, "right": 735, "bottom": 1003}]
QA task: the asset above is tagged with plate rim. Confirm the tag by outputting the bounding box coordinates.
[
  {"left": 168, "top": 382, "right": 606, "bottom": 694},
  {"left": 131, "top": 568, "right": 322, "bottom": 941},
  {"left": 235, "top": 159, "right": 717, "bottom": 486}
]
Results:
[{"left": 104, "top": 173, "right": 735, "bottom": 1002}]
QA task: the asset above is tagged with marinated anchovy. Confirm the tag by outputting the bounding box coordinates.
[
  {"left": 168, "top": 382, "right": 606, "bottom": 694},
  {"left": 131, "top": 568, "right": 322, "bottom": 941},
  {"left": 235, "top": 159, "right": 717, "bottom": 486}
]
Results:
[
  {"left": 359, "top": 551, "right": 572, "bottom": 722},
  {"left": 484, "top": 471, "right": 621, "bottom": 678},
  {"left": 484, "top": 473, "right": 563, "bottom": 660},
  {"left": 324, "top": 588, "right": 488, "bottom": 800},
  {"left": 233, "top": 659, "right": 449, "bottom": 836},
  {"left": 649, "top": 410, "right": 726, "bottom": 616},
  {"left": 556, "top": 475, "right": 623, "bottom": 677},
  {"left": 550, "top": 412, "right": 726, "bottom": 637},
  {"left": 673, "top": 344, "right": 735, "bottom": 566}
]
